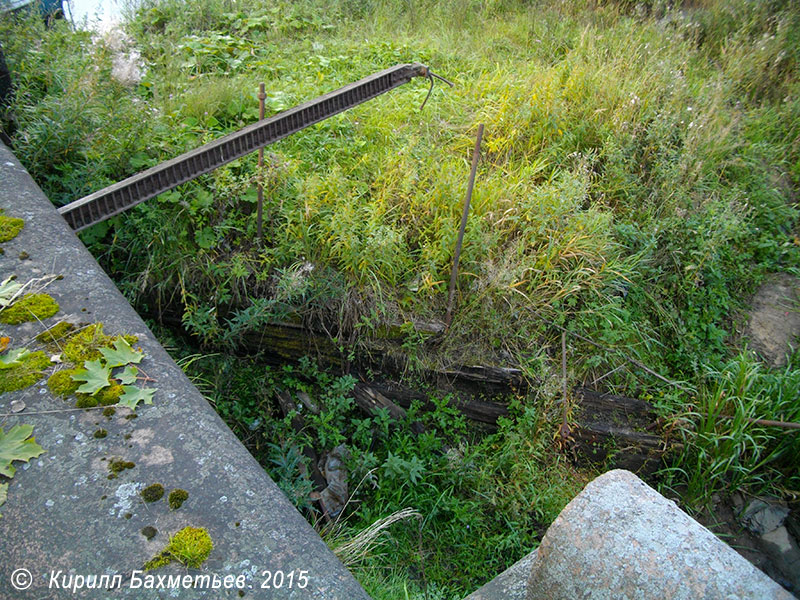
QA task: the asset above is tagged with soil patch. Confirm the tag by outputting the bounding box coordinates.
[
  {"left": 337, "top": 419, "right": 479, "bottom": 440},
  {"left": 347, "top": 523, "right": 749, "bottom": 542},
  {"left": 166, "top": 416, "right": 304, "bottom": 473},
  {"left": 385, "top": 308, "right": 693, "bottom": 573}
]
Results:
[
  {"left": 697, "top": 495, "right": 800, "bottom": 596},
  {"left": 745, "top": 274, "right": 800, "bottom": 368}
]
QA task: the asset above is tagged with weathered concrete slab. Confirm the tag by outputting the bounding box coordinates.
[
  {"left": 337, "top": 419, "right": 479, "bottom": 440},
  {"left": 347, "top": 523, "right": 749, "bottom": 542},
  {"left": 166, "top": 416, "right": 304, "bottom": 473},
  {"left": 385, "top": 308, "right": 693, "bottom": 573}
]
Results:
[
  {"left": 0, "top": 142, "right": 370, "bottom": 598},
  {"left": 526, "top": 470, "right": 794, "bottom": 600}
]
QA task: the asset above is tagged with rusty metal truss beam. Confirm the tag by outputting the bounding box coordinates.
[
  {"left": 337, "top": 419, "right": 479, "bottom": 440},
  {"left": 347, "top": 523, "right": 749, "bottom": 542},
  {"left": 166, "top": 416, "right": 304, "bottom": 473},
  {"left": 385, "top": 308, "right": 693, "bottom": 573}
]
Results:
[{"left": 59, "top": 63, "right": 429, "bottom": 231}]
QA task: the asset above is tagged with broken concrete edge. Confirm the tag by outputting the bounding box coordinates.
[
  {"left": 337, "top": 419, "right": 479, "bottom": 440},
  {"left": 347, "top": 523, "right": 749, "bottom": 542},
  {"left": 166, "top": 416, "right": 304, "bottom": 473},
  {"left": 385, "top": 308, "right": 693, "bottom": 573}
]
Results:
[
  {"left": 0, "top": 142, "right": 370, "bottom": 599},
  {"left": 526, "top": 470, "right": 795, "bottom": 600}
]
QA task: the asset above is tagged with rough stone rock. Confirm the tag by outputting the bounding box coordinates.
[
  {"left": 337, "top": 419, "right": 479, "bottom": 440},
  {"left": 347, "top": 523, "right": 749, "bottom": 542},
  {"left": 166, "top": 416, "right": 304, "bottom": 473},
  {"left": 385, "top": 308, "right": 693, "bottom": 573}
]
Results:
[
  {"left": 318, "top": 444, "right": 349, "bottom": 518},
  {"left": 739, "top": 499, "right": 790, "bottom": 536},
  {"left": 464, "top": 551, "right": 537, "bottom": 600},
  {"left": 759, "top": 526, "right": 800, "bottom": 593},
  {"left": 787, "top": 511, "right": 800, "bottom": 543},
  {"left": 526, "top": 470, "right": 793, "bottom": 600},
  {"left": 745, "top": 274, "right": 800, "bottom": 368}
]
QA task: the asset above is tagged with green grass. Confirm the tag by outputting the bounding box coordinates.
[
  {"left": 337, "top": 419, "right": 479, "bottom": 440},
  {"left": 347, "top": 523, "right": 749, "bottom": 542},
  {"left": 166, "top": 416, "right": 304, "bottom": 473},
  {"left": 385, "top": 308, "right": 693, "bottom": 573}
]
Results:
[
  {"left": 663, "top": 349, "right": 800, "bottom": 508},
  {"left": 4, "top": 0, "right": 796, "bottom": 381},
  {"left": 3, "top": 0, "right": 800, "bottom": 595}
]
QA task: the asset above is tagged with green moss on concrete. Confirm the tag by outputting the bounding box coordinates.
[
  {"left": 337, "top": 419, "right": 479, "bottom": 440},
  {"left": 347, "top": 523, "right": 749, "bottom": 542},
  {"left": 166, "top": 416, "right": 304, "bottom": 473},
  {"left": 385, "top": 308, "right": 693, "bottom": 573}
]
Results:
[
  {"left": 168, "top": 527, "right": 213, "bottom": 568},
  {"left": 95, "top": 383, "right": 123, "bottom": 406},
  {"left": 45, "top": 323, "right": 138, "bottom": 408},
  {"left": 0, "top": 213, "right": 24, "bottom": 242},
  {"left": 107, "top": 458, "right": 135, "bottom": 479},
  {"left": 109, "top": 459, "right": 135, "bottom": 473},
  {"left": 72, "top": 381, "right": 122, "bottom": 407},
  {"left": 141, "top": 526, "right": 158, "bottom": 540},
  {"left": 144, "top": 549, "right": 172, "bottom": 570},
  {"left": 144, "top": 527, "right": 213, "bottom": 570},
  {"left": 103, "top": 407, "right": 116, "bottom": 417},
  {"left": 0, "top": 293, "right": 59, "bottom": 325},
  {"left": 142, "top": 483, "right": 165, "bottom": 503},
  {"left": 63, "top": 324, "right": 112, "bottom": 363},
  {"left": 47, "top": 368, "right": 81, "bottom": 399},
  {"left": 75, "top": 395, "right": 98, "bottom": 408},
  {"left": 36, "top": 322, "right": 75, "bottom": 346},
  {"left": 63, "top": 323, "right": 137, "bottom": 363},
  {"left": 168, "top": 489, "right": 189, "bottom": 510},
  {"left": 93, "top": 429, "right": 107, "bottom": 439},
  {"left": 0, "top": 350, "right": 51, "bottom": 393}
]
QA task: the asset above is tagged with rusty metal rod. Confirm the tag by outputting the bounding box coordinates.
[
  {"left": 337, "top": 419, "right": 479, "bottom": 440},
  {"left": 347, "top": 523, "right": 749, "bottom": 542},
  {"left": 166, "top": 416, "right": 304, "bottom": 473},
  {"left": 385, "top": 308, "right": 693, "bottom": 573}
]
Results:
[
  {"left": 695, "top": 413, "right": 800, "bottom": 431},
  {"left": 257, "top": 82, "right": 266, "bottom": 240},
  {"left": 562, "top": 330, "right": 568, "bottom": 405},
  {"left": 559, "top": 330, "right": 571, "bottom": 444},
  {"left": 445, "top": 123, "right": 484, "bottom": 328}
]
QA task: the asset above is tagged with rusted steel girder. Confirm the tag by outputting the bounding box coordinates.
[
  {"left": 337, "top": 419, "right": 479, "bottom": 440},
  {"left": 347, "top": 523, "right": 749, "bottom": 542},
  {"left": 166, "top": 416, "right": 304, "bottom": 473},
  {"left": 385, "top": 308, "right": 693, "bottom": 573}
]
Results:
[{"left": 59, "top": 63, "right": 430, "bottom": 231}]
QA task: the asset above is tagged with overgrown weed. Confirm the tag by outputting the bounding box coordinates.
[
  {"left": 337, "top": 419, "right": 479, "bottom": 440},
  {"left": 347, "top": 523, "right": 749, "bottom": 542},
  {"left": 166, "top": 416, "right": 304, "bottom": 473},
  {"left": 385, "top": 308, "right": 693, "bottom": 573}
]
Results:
[
  {"left": 663, "top": 349, "right": 800, "bottom": 509},
  {"left": 4, "top": 0, "right": 800, "bottom": 594}
]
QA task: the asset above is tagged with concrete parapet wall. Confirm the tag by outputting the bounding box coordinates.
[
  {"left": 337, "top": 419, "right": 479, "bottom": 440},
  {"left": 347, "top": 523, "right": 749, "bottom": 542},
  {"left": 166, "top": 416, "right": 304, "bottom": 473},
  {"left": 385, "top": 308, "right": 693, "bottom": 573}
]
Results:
[{"left": 0, "top": 142, "right": 369, "bottom": 598}]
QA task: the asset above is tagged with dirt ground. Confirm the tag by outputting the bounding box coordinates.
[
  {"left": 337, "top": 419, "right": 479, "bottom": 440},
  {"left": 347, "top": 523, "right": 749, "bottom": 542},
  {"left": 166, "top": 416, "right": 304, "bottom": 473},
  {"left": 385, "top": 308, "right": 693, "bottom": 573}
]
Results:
[
  {"left": 696, "top": 495, "right": 800, "bottom": 597},
  {"left": 745, "top": 273, "right": 800, "bottom": 368}
]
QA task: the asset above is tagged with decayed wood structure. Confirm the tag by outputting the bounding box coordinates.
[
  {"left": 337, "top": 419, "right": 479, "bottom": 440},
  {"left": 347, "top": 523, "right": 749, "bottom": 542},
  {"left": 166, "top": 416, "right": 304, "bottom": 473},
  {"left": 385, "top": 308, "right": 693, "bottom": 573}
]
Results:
[
  {"left": 147, "top": 306, "right": 669, "bottom": 474},
  {"left": 570, "top": 388, "right": 667, "bottom": 475}
]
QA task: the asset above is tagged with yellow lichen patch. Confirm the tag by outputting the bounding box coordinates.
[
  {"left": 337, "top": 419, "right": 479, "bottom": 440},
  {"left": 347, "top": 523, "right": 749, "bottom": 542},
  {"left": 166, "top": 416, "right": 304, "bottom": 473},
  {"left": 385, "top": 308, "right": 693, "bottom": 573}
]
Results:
[
  {"left": 144, "top": 526, "right": 213, "bottom": 570},
  {"left": 0, "top": 350, "right": 51, "bottom": 393},
  {"left": 0, "top": 294, "right": 59, "bottom": 325},
  {"left": 0, "top": 213, "right": 24, "bottom": 243}
]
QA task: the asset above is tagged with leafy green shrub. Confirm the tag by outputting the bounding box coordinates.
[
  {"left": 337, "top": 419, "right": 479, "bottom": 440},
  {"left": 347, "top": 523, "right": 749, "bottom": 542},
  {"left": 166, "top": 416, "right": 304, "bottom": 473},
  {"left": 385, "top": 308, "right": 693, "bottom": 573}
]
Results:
[{"left": 176, "top": 350, "right": 587, "bottom": 597}]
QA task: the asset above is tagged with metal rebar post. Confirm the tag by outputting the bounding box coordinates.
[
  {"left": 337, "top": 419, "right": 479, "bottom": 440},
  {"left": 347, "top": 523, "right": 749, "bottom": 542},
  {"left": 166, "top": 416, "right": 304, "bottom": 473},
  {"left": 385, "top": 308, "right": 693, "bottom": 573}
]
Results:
[
  {"left": 257, "top": 82, "right": 266, "bottom": 239},
  {"left": 445, "top": 123, "right": 484, "bottom": 329}
]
